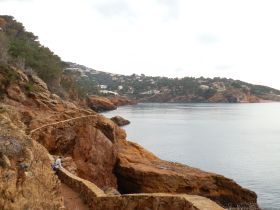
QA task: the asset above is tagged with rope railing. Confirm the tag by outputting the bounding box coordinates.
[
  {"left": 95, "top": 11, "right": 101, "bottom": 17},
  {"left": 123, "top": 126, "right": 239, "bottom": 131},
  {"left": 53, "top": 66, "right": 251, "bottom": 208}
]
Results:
[{"left": 29, "top": 114, "right": 98, "bottom": 135}]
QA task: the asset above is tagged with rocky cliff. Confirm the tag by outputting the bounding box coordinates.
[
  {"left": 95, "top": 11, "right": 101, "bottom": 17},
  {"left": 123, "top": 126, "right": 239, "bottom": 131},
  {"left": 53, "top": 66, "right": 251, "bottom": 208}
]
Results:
[
  {"left": 0, "top": 16, "right": 262, "bottom": 209},
  {"left": 0, "top": 105, "right": 64, "bottom": 210},
  {"left": 0, "top": 65, "right": 260, "bottom": 209},
  {"left": 115, "top": 140, "right": 258, "bottom": 209},
  {"left": 87, "top": 95, "right": 136, "bottom": 112}
]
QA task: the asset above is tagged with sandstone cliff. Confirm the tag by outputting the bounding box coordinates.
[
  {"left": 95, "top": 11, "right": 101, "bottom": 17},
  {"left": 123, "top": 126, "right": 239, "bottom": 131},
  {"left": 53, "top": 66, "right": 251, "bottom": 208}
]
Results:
[
  {"left": 87, "top": 95, "right": 136, "bottom": 112},
  {"left": 115, "top": 140, "right": 258, "bottom": 209},
  {"left": 0, "top": 66, "right": 259, "bottom": 209},
  {"left": 0, "top": 105, "right": 64, "bottom": 210}
]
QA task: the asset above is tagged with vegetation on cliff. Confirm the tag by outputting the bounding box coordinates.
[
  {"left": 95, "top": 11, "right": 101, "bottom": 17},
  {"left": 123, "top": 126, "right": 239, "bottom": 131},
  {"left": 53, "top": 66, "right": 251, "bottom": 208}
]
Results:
[
  {"left": 0, "top": 16, "right": 264, "bottom": 209},
  {"left": 1, "top": 16, "right": 279, "bottom": 104},
  {"left": 0, "top": 16, "right": 65, "bottom": 84},
  {"left": 66, "top": 63, "right": 280, "bottom": 103}
]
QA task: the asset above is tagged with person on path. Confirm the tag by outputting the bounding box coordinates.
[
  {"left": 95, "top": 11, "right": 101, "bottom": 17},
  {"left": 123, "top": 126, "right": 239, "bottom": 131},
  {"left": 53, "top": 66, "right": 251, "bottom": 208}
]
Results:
[{"left": 52, "top": 156, "right": 62, "bottom": 173}]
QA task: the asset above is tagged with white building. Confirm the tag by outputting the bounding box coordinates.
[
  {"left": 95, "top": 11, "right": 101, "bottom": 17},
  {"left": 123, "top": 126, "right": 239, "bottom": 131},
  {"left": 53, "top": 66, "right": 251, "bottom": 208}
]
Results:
[
  {"left": 199, "top": 85, "right": 210, "bottom": 90},
  {"left": 100, "top": 90, "right": 118, "bottom": 95},
  {"left": 99, "top": 85, "right": 108, "bottom": 89},
  {"left": 140, "top": 90, "right": 160, "bottom": 95}
]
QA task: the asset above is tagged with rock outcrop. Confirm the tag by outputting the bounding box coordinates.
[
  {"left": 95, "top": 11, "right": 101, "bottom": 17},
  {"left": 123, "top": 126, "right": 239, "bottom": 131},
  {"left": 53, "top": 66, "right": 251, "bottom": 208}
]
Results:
[
  {"left": 111, "top": 116, "right": 130, "bottom": 126},
  {"left": 0, "top": 106, "right": 64, "bottom": 210},
  {"left": 31, "top": 115, "right": 126, "bottom": 189},
  {"left": 115, "top": 139, "right": 259, "bottom": 209},
  {"left": 87, "top": 96, "right": 117, "bottom": 112},
  {"left": 87, "top": 95, "right": 136, "bottom": 112},
  {"left": 57, "top": 165, "right": 224, "bottom": 210},
  {"left": 0, "top": 66, "right": 260, "bottom": 209},
  {"left": 107, "top": 96, "right": 137, "bottom": 106}
]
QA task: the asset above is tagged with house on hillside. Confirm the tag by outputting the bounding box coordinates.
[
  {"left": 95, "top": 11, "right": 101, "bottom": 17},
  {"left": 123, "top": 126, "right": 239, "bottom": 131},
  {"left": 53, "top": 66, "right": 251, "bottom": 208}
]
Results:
[
  {"left": 99, "top": 85, "right": 108, "bottom": 89},
  {"left": 100, "top": 90, "right": 118, "bottom": 95},
  {"left": 199, "top": 85, "right": 210, "bottom": 90},
  {"left": 140, "top": 90, "right": 160, "bottom": 95}
]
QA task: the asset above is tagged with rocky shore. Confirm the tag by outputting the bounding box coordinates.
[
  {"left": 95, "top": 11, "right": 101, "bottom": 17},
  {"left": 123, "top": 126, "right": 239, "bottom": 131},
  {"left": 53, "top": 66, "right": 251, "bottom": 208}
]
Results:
[
  {"left": 0, "top": 67, "right": 259, "bottom": 209},
  {"left": 87, "top": 95, "right": 136, "bottom": 112}
]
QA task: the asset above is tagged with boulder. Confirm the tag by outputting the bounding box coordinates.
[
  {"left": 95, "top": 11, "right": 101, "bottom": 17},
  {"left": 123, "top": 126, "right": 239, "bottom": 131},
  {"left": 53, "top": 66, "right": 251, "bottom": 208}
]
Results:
[
  {"left": 110, "top": 116, "right": 130, "bottom": 126},
  {"left": 115, "top": 139, "right": 259, "bottom": 209},
  {"left": 6, "top": 84, "right": 26, "bottom": 102},
  {"left": 87, "top": 96, "right": 117, "bottom": 112},
  {"left": 107, "top": 96, "right": 137, "bottom": 106}
]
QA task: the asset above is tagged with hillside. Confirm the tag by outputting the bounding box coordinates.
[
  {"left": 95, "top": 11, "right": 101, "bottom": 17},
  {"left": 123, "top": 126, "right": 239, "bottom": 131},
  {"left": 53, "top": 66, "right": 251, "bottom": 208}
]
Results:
[
  {"left": 66, "top": 62, "right": 280, "bottom": 103},
  {"left": 0, "top": 64, "right": 258, "bottom": 210},
  {"left": 0, "top": 16, "right": 262, "bottom": 209},
  {"left": 1, "top": 15, "right": 279, "bottom": 104}
]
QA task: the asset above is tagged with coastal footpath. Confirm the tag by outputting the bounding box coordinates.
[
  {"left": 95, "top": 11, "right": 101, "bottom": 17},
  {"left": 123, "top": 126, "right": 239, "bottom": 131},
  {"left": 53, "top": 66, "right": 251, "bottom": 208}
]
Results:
[
  {"left": 0, "top": 15, "right": 261, "bottom": 209},
  {"left": 0, "top": 64, "right": 259, "bottom": 209}
]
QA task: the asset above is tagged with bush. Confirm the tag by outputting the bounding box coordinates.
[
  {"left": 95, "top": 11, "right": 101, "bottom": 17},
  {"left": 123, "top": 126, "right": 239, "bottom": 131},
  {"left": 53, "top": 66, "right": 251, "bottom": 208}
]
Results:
[
  {"left": 25, "top": 82, "right": 37, "bottom": 93},
  {"left": 0, "top": 15, "right": 63, "bottom": 84}
]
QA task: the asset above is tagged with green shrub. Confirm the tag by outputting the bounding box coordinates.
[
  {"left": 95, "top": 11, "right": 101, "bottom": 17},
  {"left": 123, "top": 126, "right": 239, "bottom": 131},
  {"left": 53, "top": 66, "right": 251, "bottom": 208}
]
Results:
[
  {"left": 1, "top": 15, "right": 63, "bottom": 84},
  {"left": 25, "top": 82, "right": 37, "bottom": 93}
]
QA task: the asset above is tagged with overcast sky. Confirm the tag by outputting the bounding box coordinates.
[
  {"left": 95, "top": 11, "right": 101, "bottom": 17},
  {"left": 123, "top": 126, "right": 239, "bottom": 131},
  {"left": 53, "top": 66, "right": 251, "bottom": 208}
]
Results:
[{"left": 1, "top": 0, "right": 280, "bottom": 89}]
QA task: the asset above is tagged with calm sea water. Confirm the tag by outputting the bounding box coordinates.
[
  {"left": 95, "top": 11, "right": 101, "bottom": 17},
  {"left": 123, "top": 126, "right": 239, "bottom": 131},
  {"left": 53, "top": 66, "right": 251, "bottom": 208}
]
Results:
[{"left": 105, "top": 103, "right": 280, "bottom": 209}]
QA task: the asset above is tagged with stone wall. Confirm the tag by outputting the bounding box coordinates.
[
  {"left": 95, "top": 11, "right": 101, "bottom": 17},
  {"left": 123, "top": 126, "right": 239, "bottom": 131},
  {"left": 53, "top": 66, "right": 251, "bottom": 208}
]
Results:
[{"left": 57, "top": 165, "right": 224, "bottom": 210}]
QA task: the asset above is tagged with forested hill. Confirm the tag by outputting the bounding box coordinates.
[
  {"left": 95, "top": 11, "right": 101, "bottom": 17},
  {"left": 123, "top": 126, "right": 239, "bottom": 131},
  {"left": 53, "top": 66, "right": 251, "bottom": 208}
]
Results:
[
  {"left": 0, "top": 16, "right": 65, "bottom": 84},
  {"left": 65, "top": 62, "right": 280, "bottom": 103},
  {"left": 1, "top": 15, "right": 279, "bottom": 103}
]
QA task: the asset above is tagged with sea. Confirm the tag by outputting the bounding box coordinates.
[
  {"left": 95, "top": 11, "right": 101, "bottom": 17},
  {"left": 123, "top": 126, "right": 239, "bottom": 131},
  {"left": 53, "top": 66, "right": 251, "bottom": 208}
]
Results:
[{"left": 105, "top": 103, "right": 280, "bottom": 210}]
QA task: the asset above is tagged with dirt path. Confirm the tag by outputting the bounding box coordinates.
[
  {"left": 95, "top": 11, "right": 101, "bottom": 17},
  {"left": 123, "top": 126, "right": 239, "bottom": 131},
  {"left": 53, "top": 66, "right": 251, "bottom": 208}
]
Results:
[{"left": 61, "top": 183, "right": 89, "bottom": 210}]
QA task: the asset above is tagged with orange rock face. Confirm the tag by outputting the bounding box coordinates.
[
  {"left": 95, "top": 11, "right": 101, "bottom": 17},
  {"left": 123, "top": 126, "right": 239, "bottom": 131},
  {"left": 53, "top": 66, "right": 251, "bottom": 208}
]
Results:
[
  {"left": 87, "top": 95, "right": 136, "bottom": 112},
  {"left": 1, "top": 67, "right": 260, "bottom": 209},
  {"left": 107, "top": 95, "right": 137, "bottom": 106},
  {"left": 115, "top": 140, "right": 259, "bottom": 209},
  {"left": 111, "top": 116, "right": 130, "bottom": 126},
  {"left": 87, "top": 96, "right": 117, "bottom": 112},
  {"left": 31, "top": 115, "right": 125, "bottom": 189},
  {"left": 0, "top": 107, "right": 64, "bottom": 210}
]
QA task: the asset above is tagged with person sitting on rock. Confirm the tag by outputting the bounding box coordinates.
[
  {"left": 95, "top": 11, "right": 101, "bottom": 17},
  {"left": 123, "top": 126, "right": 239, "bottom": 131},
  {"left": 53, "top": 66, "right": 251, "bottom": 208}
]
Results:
[{"left": 52, "top": 156, "right": 62, "bottom": 173}]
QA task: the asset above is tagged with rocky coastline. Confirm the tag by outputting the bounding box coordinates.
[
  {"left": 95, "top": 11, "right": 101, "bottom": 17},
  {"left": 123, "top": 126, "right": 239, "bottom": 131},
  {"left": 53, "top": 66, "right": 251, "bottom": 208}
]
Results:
[
  {"left": 87, "top": 95, "right": 137, "bottom": 112},
  {"left": 0, "top": 66, "right": 260, "bottom": 209}
]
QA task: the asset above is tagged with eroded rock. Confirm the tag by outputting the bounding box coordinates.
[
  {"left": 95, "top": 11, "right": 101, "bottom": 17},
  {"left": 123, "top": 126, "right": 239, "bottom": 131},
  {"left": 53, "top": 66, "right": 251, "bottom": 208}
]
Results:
[
  {"left": 0, "top": 110, "right": 63, "bottom": 210},
  {"left": 87, "top": 96, "right": 117, "bottom": 112},
  {"left": 115, "top": 139, "right": 259, "bottom": 209},
  {"left": 31, "top": 115, "right": 122, "bottom": 188},
  {"left": 6, "top": 84, "right": 26, "bottom": 102},
  {"left": 111, "top": 116, "right": 130, "bottom": 126}
]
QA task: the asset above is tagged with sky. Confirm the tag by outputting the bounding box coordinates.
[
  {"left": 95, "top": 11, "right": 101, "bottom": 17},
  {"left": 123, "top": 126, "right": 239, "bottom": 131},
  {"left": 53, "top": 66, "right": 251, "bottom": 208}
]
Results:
[{"left": 1, "top": 0, "right": 280, "bottom": 89}]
